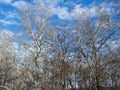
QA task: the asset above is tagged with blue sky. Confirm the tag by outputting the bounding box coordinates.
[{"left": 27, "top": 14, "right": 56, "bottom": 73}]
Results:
[{"left": 0, "top": 0, "right": 117, "bottom": 34}]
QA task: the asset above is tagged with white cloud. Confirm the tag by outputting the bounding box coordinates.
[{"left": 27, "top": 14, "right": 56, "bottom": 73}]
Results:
[
  {"left": 50, "top": 3, "right": 112, "bottom": 20},
  {"left": 53, "top": 7, "right": 72, "bottom": 19},
  {"left": 71, "top": 5, "right": 97, "bottom": 18},
  {"left": 0, "top": 19, "right": 17, "bottom": 25},
  {"left": 0, "top": 9, "right": 18, "bottom": 26},
  {"left": 71, "top": 4, "right": 112, "bottom": 20},
  {"left": 0, "top": 0, "right": 12, "bottom": 4},
  {"left": 12, "top": 1, "right": 29, "bottom": 9},
  {"left": 33, "top": 0, "right": 63, "bottom": 7},
  {"left": 52, "top": 4, "right": 98, "bottom": 20},
  {"left": 1, "top": 10, "right": 18, "bottom": 19},
  {"left": 7, "top": 11, "right": 18, "bottom": 19}
]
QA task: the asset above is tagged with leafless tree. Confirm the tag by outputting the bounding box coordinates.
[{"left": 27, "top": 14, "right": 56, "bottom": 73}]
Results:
[
  {"left": 74, "top": 6, "right": 120, "bottom": 90},
  {"left": 16, "top": 2, "right": 52, "bottom": 90},
  {"left": 0, "top": 31, "right": 18, "bottom": 90},
  {"left": 0, "top": 1, "right": 119, "bottom": 90}
]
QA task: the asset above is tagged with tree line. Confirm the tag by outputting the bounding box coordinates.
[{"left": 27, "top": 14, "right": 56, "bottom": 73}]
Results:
[{"left": 0, "top": 1, "right": 120, "bottom": 90}]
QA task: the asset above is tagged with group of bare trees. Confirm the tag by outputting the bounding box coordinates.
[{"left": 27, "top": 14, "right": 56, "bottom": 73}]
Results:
[{"left": 0, "top": 1, "right": 120, "bottom": 90}]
